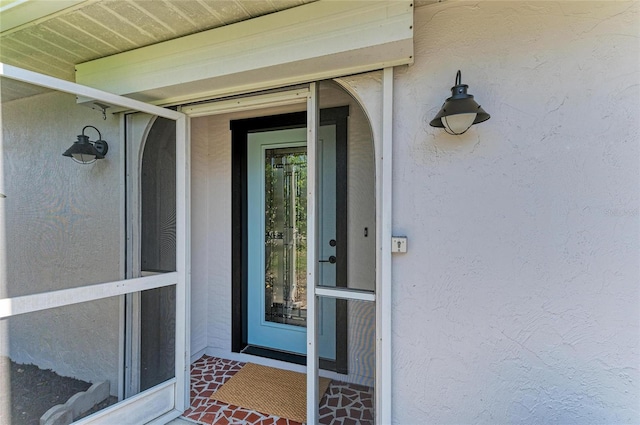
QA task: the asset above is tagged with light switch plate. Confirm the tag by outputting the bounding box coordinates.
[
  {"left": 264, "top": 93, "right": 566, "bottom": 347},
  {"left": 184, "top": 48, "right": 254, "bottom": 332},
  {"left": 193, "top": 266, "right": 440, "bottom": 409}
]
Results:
[{"left": 391, "top": 236, "right": 407, "bottom": 253}]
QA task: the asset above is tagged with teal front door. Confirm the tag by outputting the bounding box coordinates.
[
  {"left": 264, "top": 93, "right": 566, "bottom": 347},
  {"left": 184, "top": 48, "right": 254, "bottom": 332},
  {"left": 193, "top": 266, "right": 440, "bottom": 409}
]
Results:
[{"left": 246, "top": 125, "right": 338, "bottom": 360}]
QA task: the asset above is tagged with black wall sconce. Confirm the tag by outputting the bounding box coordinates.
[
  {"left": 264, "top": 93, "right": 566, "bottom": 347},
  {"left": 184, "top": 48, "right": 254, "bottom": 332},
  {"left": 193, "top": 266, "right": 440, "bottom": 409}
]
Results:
[
  {"left": 63, "top": 125, "right": 109, "bottom": 164},
  {"left": 430, "top": 70, "right": 490, "bottom": 135}
]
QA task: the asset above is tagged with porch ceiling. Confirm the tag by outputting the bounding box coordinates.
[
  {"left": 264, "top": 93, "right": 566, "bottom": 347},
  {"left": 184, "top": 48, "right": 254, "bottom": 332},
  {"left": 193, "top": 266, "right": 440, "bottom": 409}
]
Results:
[
  {"left": 0, "top": 0, "right": 315, "bottom": 82},
  {"left": 0, "top": 0, "right": 437, "bottom": 103}
]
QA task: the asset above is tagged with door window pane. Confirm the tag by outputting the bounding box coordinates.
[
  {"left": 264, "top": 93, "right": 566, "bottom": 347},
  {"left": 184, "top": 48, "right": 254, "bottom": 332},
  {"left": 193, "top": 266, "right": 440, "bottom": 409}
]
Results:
[
  {"left": 318, "top": 81, "right": 376, "bottom": 292},
  {"left": 141, "top": 117, "right": 177, "bottom": 274},
  {"left": 1, "top": 78, "right": 121, "bottom": 298},
  {"left": 1, "top": 297, "right": 121, "bottom": 424},
  {"left": 316, "top": 297, "right": 376, "bottom": 424},
  {"left": 139, "top": 116, "right": 177, "bottom": 391},
  {"left": 264, "top": 146, "right": 307, "bottom": 327}
]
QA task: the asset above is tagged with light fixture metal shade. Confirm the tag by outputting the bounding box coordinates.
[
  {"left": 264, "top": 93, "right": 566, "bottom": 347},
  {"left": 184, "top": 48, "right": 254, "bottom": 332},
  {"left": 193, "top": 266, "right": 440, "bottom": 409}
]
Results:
[
  {"left": 63, "top": 126, "right": 108, "bottom": 164},
  {"left": 63, "top": 135, "right": 105, "bottom": 159},
  {"left": 430, "top": 70, "right": 490, "bottom": 135}
]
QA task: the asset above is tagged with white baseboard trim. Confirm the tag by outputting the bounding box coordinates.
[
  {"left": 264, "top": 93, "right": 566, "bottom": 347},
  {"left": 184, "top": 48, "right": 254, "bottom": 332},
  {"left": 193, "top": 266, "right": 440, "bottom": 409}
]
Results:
[
  {"left": 190, "top": 346, "right": 207, "bottom": 363},
  {"left": 145, "top": 408, "right": 182, "bottom": 425},
  {"left": 202, "top": 347, "right": 348, "bottom": 382}
]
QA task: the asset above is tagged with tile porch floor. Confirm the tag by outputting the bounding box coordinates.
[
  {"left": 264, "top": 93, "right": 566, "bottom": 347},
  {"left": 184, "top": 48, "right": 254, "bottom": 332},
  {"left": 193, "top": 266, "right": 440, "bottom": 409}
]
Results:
[{"left": 182, "top": 355, "right": 374, "bottom": 425}]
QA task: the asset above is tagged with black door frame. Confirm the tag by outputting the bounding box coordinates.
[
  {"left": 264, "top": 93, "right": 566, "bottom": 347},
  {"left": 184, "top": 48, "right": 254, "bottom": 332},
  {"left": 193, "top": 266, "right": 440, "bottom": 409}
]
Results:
[{"left": 231, "top": 106, "right": 349, "bottom": 373}]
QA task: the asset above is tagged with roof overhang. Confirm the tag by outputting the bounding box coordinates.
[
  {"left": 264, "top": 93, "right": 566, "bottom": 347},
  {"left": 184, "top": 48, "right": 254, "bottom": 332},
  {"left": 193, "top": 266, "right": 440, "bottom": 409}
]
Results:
[{"left": 76, "top": 0, "right": 414, "bottom": 105}]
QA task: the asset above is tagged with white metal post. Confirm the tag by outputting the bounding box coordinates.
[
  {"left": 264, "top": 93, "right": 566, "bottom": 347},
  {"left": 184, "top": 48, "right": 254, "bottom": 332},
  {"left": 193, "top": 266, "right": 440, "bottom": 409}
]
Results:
[
  {"left": 306, "top": 82, "right": 319, "bottom": 425},
  {"left": 377, "top": 67, "right": 394, "bottom": 425},
  {"left": 118, "top": 112, "right": 127, "bottom": 401},
  {"left": 124, "top": 113, "right": 145, "bottom": 398},
  {"left": 175, "top": 114, "right": 191, "bottom": 411}
]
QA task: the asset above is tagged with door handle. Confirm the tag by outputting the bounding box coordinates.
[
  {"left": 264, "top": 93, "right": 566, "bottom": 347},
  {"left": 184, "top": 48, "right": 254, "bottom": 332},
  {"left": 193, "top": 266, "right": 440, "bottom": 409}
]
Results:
[{"left": 319, "top": 256, "right": 336, "bottom": 264}]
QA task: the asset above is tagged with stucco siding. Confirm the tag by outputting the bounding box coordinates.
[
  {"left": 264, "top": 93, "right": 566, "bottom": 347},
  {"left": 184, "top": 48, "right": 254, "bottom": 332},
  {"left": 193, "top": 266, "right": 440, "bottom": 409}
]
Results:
[{"left": 391, "top": 2, "right": 639, "bottom": 423}]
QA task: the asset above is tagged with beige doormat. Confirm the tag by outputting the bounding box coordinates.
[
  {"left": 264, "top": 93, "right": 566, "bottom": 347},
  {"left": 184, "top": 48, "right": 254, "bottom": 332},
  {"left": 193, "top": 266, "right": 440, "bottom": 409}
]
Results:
[{"left": 210, "top": 362, "right": 331, "bottom": 423}]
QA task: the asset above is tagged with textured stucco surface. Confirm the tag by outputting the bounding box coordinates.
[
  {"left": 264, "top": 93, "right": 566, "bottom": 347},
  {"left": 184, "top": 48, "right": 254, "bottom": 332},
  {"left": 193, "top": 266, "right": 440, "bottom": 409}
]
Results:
[
  {"left": 0, "top": 89, "right": 121, "bottom": 393},
  {"left": 390, "top": 2, "right": 639, "bottom": 423}
]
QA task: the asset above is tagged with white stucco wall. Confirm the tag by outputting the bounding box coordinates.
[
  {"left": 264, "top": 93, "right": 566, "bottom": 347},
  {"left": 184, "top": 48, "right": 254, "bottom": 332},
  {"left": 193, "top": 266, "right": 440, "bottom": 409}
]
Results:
[
  {"left": 390, "top": 1, "right": 639, "bottom": 423},
  {"left": 0, "top": 90, "right": 121, "bottom": 393}
]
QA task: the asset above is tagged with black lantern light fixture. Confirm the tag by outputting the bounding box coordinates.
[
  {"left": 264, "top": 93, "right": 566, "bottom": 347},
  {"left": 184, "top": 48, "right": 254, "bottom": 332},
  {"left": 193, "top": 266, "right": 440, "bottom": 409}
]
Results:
[
  {"left": 63, "top": 125, "right": 109, "bottom": 164},
  {"left": 430, "top": 70, "right": 490, "bottom": 135}
]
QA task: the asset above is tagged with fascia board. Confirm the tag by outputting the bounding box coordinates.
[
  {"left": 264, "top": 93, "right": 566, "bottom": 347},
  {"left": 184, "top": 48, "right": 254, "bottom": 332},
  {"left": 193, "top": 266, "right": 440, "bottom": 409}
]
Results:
[
  {"left": 125, "top": 39, "right": 412, "bottom": 107},
  {"left": 76, "top": 0, "right": 413, "bottom": 103}
]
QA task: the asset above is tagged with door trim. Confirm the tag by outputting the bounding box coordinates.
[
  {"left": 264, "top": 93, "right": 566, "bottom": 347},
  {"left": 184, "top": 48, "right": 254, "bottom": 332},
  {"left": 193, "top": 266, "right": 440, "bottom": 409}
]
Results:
[{"left": 231, "top": 107, "right": 349, "bottom": 373}]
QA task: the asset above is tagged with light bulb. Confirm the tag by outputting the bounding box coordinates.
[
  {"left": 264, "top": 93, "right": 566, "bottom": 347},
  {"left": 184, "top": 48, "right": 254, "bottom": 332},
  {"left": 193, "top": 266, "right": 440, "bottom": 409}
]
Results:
[{"left": 442, "top": 113, "right": 477, "bottom": 135}]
